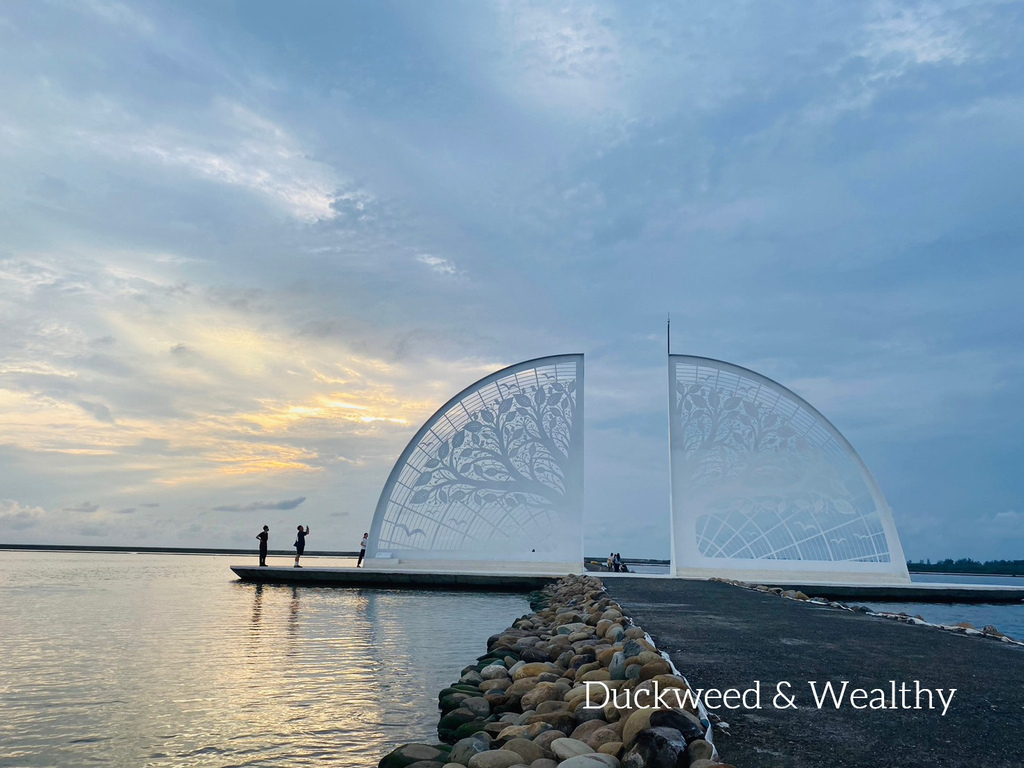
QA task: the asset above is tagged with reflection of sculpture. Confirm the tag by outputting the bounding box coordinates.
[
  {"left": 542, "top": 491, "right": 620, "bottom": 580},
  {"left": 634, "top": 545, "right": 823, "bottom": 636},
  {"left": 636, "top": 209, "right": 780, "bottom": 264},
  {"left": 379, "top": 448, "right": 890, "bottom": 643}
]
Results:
[
  {"left": 669, "top": 356, "right": 908, "bottom": 583},
  {"left": 367, "top": 355, "right": 583, "bottom": 570}
]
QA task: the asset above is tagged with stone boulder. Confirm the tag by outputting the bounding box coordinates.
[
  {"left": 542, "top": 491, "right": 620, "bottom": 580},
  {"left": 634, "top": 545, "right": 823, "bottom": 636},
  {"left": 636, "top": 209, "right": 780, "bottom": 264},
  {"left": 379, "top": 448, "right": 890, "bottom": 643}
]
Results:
[
  {"left": 380, "top": 744, "right": 448, "bottom": 768},
  {"left": 620, "top": 727, "right": 688, "bottom": 768}
]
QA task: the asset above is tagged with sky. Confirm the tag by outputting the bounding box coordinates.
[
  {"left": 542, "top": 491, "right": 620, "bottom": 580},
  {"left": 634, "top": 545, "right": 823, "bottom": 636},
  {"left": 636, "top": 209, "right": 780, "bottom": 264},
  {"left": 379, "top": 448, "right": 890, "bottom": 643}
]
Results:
[{"left": 1, "top": 0, "right": 1023, "bottom": 560}]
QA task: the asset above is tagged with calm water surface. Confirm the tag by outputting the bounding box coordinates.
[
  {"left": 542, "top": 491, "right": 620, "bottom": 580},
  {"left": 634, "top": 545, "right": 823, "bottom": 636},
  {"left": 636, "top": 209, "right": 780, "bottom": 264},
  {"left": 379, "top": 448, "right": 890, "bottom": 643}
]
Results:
[
  {"left": 857, "top": 573, "right": 1024, "bottom": 641},
  {"left": 0, "top": 552, "right": 530, "bottom": 767}
]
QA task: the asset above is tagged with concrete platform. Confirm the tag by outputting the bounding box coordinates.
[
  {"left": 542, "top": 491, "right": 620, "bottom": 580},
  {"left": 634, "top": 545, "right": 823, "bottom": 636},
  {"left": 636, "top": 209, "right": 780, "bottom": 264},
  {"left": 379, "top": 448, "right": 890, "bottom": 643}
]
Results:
[
  {"left": 599, "top": 573, "right": 1024, "bottom": 603},
  {"left": 604, "top": 577, "right": 1024, "bottom": 768},
  {"left": 230, "top": 565, "right": 558, "bottom": 591}
]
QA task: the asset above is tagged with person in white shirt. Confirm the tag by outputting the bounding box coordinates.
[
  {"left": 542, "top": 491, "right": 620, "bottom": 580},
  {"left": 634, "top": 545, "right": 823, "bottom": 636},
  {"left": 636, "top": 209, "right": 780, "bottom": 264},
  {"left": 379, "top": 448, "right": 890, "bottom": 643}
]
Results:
[{"left": 357, "top": 533, "right": 368, "bottom": 567}]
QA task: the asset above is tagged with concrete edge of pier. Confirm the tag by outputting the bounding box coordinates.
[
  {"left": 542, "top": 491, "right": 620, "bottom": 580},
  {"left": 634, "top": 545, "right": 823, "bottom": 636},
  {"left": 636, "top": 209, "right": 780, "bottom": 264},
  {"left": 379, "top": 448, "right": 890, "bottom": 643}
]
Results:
[
  {"left": 230, "top": 565, "right": 557, "bottom": 591},
  {"left": 232, "top": 565, "right": 1024, "bottom": 602}
]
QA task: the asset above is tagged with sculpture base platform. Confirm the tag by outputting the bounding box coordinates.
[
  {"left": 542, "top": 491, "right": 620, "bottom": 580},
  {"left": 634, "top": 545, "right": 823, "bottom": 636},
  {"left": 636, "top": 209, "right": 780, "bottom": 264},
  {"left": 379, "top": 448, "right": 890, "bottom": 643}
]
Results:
[{"left": 230, "top": 565, "right": 559, "bottom": 591}]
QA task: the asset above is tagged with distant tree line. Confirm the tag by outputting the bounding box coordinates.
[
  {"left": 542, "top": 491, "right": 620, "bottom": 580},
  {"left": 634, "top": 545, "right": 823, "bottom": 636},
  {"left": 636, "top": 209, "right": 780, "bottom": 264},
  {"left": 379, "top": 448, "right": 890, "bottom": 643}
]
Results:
[{"left": 908, "top": 558, "right": 1024, "bottom": 576}]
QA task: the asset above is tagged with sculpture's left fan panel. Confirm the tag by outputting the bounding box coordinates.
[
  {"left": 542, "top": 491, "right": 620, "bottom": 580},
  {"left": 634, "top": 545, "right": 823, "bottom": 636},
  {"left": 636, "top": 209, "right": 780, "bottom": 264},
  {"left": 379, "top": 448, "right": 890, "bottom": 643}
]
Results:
[{"left": 366, "top": 355, "right": 584, "bottom": 574}]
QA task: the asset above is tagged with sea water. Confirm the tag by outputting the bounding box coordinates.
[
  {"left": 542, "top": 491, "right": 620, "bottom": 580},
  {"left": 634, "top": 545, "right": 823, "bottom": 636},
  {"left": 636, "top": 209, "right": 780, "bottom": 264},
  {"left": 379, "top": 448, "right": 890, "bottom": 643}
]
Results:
[
  {"left": 0, "top": 552, "right": 530, "bottom": 767},
  {"left": 855, "top": 573, "right": 1024, "bottom": 641}
]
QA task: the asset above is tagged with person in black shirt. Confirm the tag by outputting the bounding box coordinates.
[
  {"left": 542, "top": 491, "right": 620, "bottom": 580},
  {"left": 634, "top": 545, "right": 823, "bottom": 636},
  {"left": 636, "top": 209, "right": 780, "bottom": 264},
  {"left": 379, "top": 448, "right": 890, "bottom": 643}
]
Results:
[
  {"left": 294, "top": 525, "right": 309, "bottom": 567},
  {"left": 256, "top": 525, "right": 269, "bottom": 566}
]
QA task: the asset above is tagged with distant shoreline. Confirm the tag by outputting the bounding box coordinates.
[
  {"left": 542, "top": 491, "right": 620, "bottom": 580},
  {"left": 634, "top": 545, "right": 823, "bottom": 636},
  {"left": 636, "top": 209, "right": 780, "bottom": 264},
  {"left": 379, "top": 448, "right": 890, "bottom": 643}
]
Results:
[{"left": 4, "top": 546, "right": 1023, "bottom": 578}]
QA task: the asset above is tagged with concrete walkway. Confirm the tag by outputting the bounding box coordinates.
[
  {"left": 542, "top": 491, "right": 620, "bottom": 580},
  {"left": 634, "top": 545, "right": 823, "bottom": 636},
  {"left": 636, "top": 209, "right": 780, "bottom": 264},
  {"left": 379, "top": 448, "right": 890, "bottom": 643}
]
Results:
[{"left": 603, "top": 577, "right": 1024, "bottom": 768}]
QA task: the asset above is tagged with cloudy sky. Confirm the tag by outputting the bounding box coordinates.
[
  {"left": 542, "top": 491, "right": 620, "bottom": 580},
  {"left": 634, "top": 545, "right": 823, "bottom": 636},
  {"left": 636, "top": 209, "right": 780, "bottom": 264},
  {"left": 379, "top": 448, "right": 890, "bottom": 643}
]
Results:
[{"left": 2, "top": 0, "right": 1023, "bottom": 560}]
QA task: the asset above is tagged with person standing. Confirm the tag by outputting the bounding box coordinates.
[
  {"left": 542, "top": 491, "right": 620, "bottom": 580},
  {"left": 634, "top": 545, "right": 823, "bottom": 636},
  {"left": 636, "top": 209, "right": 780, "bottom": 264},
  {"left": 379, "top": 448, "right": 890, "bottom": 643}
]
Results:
[
  {"left": 357, "top": 532, "right": 368, "bottom": 567},
  {"left": 256, "top": 525, "right": 269, "bottom": 567},
  {"left": 294, "top": 525, "right": 309, "bottom": 567}
]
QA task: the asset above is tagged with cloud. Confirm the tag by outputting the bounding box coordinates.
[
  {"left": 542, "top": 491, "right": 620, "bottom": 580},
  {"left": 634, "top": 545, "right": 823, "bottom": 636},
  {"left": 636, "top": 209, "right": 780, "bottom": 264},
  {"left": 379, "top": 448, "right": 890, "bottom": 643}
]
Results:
[
  {"left": 63, "top": 501, "right": 101, "bottom": 514},
  {"left": 213, "top": 496, "right": 307, "bottom": 512},
  {"left": 76, "top": 399, "right": 115, "bottom": 423},
  {"left": 1, "top": 1, "right": 1023, "bottom": 559},
  {"left": 415, "top": 254, "right": 462, "bottom": 277},
  {"left": 0, "top": 500, "right": 47, "bottom": 532}
]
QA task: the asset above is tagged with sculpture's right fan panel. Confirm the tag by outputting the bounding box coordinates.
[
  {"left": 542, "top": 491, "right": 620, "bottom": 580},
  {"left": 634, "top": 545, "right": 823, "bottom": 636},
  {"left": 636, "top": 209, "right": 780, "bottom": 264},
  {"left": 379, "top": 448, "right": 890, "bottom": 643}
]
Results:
[{"left": 669, "top": 356, "right": 908, "bottom": 583}]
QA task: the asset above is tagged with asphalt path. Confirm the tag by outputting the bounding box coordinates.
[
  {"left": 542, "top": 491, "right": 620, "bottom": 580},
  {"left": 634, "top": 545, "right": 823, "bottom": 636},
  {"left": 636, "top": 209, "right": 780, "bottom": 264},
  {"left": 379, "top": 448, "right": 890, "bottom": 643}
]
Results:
[{"left": 602, "top": 576, "right": 1024, "bottom": 768}]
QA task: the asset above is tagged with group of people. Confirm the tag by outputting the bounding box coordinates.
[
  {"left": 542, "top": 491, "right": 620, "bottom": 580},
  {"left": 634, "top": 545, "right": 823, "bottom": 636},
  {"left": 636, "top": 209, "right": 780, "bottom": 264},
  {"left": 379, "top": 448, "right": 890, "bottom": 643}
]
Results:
[
  {"left": 256, "top": 526, "right": 370, "bottom": 568},
  {"left": 606, "top": 552, "right": 628, "bottom": 572}
]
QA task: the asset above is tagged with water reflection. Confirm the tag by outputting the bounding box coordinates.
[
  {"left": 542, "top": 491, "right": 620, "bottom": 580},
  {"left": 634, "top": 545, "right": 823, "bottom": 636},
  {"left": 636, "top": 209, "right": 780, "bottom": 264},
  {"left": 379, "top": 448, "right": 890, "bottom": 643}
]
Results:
[
  {"left": 250, "top": 583, "right": 264, "bottom": 633},
  {"left": 287, "top": 585, "right": 300, "bottom": 646},
  {"left": 0, "top": 553, "right": 530, "bottom": 766}
]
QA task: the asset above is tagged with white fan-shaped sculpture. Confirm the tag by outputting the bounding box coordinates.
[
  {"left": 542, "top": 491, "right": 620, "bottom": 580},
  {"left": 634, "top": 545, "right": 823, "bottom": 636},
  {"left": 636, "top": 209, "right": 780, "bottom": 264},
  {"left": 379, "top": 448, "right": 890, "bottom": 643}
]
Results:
[
  {"left": 366, "top": 355, "right": 584, "bottom": 573},
  {"left": 669, "top": 356, "right": 909, "bottom": 584}
]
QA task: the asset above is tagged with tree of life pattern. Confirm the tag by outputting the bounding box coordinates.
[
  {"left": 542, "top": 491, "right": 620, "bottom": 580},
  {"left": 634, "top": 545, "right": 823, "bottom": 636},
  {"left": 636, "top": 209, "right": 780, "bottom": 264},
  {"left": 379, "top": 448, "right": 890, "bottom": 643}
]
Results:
[
  {"left": 671, "top": 357, "right": 893, "bottom": 563},
  {"left": 368, "top": 355, "right": 582, "bottom": 560}
]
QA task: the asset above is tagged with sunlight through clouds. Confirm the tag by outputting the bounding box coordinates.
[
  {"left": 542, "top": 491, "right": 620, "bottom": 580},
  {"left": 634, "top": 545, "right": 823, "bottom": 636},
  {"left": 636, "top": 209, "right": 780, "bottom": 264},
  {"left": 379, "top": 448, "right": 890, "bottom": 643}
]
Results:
[{"left": 1, "top": 1, "right": 1023, "bottom": 556}]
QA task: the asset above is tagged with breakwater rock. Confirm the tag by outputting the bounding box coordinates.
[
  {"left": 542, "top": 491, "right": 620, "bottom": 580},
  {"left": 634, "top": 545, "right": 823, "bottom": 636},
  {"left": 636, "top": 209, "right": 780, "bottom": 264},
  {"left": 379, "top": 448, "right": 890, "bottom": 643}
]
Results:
[{"left": 380, "top": 574, "right": 736, "bottom": 768}]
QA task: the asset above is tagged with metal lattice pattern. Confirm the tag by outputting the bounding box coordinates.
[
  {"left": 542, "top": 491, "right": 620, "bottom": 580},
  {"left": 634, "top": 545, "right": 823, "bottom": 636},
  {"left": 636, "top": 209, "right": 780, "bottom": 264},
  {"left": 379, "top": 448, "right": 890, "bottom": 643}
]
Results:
[
  {"left": 368, "top": 355, "right": 583, "bottom": 562},
  {"left": 670, "top": 357, "right": 895, "bottom": 563}
]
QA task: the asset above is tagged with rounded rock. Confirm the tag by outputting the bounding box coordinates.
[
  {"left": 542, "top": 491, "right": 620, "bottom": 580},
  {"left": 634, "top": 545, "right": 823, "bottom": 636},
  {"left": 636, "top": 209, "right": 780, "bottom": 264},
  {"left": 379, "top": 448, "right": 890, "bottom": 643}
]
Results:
[
  {"left": 506, "top": 677, "right": 540, "bottom": 697},
  {"left": 380, "top": 744, "right": 447, "bottom": 768},
  {"left": 521, "top": 682, "right": 561, "bottom": 710},
  {"left": 514, "top": 663, "right": 559, "bottom": 681},
  {"left": 535, "top": 700, "right": 569, "bottom": 714},
  {"left": 467, "top": 751, "right": 524, "bottom": 768},
  {"left": 557, "top": 756, "right": 616, "bottom": 768},
  {"left": 449, "top": 738, "right": 490, "bottom": 766},
  {"left": 462, "top": 697, "right": 491, "bottom": 718},
  {"left": 495, "top": 723, "right": 554, "bottom": 742},
  {"left": 597, "top": 742, "right": 623, "bottom": 757},
  {"left": 481, "top": 679, "right": 513, "bottom": 693},
  {"left": 532, "top": 730, "right": 563, "bottom": 753},
  {"left": 638, "top": 660, "right": 671, "bottom": 681},
  {"left": 550, "top": 737, "right": 594, "bottom": 760},
  {"left": 482, "top": 665, "right": 511, "bottom": 680},
  {"left": 608, "top": 652, "right": 627, "bottom": 680},
  {"left": 686, "top": 739, "right": 714, "bottom": 763},
  {"left": 452, "top": 721, "right": 490, "bottom": 742},
  {"left": 649, "top": 709, "right": 705, "bottom": 744},
  {"left": 570, "top": 719, "right": 609, "bottom": 742},
  {"left": 584, "top": 727, "right": 619, "bottom": 751},
  {"left": 501, "top": 738, "right": 545, "bottom": 764},
  {"left": 620, "top": 727, "right": 686, "bottom": 768}
]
